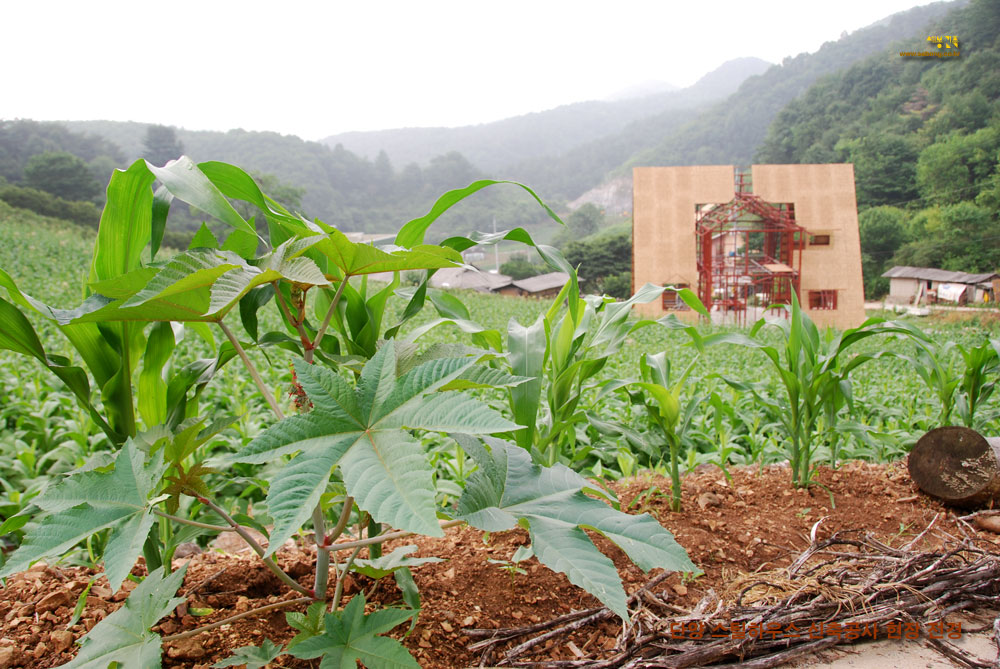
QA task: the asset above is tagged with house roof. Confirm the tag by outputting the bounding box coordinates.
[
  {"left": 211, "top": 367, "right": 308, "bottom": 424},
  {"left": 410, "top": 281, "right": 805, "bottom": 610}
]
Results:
[
  {"left": 512, "top": 271, "right": 570, "bottom": 293},
  {"left": 343, "top": 232, "right": 396, "bottom": 245},
  {"left": 431, "top": 267, "right": 512, "bottom": 292},
  {"left": 881, "top": 266, "right": 998, "bottom": 284}
]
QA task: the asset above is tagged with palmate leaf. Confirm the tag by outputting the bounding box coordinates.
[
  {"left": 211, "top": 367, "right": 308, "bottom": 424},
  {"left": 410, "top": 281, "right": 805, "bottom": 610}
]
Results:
[
  {"left": 455, "top": 437, "right": 696, "bottom": 619},
  {"left": 349, "top": 545, "right": 443, "bottom": 579},
  {"left": 0, "top": 439, "right": 165, "bottom": 591},
  {"left": 287, "top": 594, "right": 419, "bottom": 669},
  {"left": 58, "top": 566, "right": 187, "bottom": 669},
  {"left": 230, "top": 341, "right": 519, "bottom": 555},
  {"left": 212, "top": 639, "right": 283, "bottom": 668}
]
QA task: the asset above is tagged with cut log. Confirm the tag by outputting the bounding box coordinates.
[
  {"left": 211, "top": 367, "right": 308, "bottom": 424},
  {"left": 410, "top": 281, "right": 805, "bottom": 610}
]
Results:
[{"left": 908, "top": 426, "right": 1000, "bottom": 508}]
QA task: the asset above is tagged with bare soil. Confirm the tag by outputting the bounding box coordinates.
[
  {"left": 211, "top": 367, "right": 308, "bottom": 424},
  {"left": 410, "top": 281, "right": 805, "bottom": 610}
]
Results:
[{"left": 1, "top": 461, "right": 997, "bottom": 668}]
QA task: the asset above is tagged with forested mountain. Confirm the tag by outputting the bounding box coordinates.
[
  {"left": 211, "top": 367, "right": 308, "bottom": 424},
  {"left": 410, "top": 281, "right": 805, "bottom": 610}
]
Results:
[
  {"left": 755, "top": 0, "right": 1000, "bottom": 295},
  {"left": 321, "top": 58, "right": 771, "bottom": 172},
  {"left": 0, "top": 120, "right": 123, "bottom": 185},
  {"left": 35, "top": 121, "right": 555, "bottom": 239},
  {"left": 619, "top": 1, "right": 960, "bottom": 172}
]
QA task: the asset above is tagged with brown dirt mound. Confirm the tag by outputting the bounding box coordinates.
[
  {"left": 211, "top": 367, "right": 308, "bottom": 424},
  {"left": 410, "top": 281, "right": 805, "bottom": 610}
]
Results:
[{"left": 0, "top": 461, "right": 997, "bottom": 668}]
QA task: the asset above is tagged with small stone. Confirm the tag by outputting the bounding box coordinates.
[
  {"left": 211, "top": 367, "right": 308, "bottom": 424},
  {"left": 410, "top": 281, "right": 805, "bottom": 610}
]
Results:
[
  {"left": 462, "top": 616, "right": 475, "bottom": 626},
  {"left": 49, "top": 630, "right": 74, "bottom": 653},
  {"left": 172, "top": 542, "right": 202, "bottom": 558},
  {"left": 158, "top": 620, "right": 178, "bottom": 635},
  {"left": 89, "top": 586, "right": 112, "bottom": 599},
  {"left": 37, "top": 590, "right": 71, "bottom": 613},
  {"left": 672, "top": 584, "right": 688, "bottom": 596},
  {"left": 697, "top": 492, "right": 723, "bottom": 509},
  {"left": 166, "top": 637, "right": 206, "bottom": 660},
  {"left": 441, "top": 621, "right": 454, "bottom": 632},
  {"left": 33, "top": 642, "right": 47, "bottom": 659},
  {"left": 235, "top": 596, "right": 250, "bottom": 613},
  {"left": 0, "top": 647, "right": 17, "bottom": 669},
  {"left": 418, "top": 639, "right": 432, "bottom": 648}
]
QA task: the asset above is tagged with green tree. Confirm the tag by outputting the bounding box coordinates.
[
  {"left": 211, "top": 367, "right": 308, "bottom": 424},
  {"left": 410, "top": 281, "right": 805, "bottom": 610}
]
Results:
[
  {"left": 893, "top": 202, "right": 999, "bottom": 272},
  {"left": 142, "top": 125, "right": 184, "bottom": 166},
  {"left": 22, "top": 151, "right": 101, "bottom": 202},
  {"left": 500, "top": 253, "right": 544, "bottom": 279},
  {"left": 858, "top": 206, "right": 910, "bottom": 297},
  {"left": 563, "top": 228, "right": 632, "bottom": 292},
  {"left": 840, "top": 134, "right": 919, "bottom": 207}
]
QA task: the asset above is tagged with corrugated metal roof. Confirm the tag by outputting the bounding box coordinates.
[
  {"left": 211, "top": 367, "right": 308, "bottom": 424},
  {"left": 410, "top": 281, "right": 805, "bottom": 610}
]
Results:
[
  {"left": 431, "top": 267, "right": 512, "bottom": 292},
  {"left": 512, "top": 271, "right": 570, "bottom": 293},
  {"left": 881, "top": 266, "right": 998, "bottom": 284}
]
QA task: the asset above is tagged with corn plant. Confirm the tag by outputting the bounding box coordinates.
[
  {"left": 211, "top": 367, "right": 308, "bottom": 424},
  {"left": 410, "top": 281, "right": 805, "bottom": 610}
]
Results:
[
  {"left": 716, "top": 291, "right": 909, "bottom": 488},
  {"left": 625, "top": 351, "right": 700, "bottom": 511},
  {"left": 0, "top": 158, "right": 695, "bottom": 668},
  {"left": 504, "top": 282, "right": 684, "bottom": 467},
  {"left": 888, "top": 325, "right": 1000, "bottom": 428}
]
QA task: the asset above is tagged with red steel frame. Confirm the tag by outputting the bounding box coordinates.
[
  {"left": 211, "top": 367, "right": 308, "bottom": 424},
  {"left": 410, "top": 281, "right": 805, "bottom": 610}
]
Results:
[{"left": 695, "top": 173, "right": 805, "bottom": 326}]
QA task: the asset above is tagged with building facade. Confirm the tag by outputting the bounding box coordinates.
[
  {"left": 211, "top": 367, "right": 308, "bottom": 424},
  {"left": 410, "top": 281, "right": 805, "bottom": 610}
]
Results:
[{"left": 632, "top": 164, "right": 866, "bottom": 329}]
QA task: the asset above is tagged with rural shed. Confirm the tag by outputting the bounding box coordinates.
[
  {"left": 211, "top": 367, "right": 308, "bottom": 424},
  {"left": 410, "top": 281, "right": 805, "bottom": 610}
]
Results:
[
  {"left": 498, "top": 271, "right": 570, "bottom": 298},
  {"left": 881, "top": 266, "right": 998, "bottom": 305},
  {"left": 431, "top": 267, "right": 513, "bottom": 292}
]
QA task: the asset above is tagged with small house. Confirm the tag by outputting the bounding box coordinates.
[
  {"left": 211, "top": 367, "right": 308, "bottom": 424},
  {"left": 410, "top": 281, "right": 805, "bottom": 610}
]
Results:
[
  {"left": 497, "top": 272, "right": 570, "bottom": 298},
  {"left": 881, "top": 266, "right": 998, "bottom": 305}
]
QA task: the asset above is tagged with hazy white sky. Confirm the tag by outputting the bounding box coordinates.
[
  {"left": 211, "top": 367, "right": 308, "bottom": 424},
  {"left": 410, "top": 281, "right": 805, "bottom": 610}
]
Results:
[{"left": 4, "top": 0, "right": 929, "bottom": 140}]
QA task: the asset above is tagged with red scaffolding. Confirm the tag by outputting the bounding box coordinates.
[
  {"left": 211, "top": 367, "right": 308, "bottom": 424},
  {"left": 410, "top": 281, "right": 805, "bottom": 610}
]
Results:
[{"left": 695, "top": 172, "right": 806, "bottom": 326}]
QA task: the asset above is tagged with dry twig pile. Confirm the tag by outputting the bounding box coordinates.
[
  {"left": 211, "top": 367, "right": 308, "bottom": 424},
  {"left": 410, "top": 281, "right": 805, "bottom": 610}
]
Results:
[{"left": 466, "top": 516, "right": 1000, "bottom": 668}]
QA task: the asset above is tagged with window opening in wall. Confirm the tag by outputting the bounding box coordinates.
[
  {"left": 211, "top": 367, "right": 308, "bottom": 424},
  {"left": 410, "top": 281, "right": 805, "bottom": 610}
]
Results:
[
  {"left": 663, "top": 284, "right": 690, "bottom": 310},
  {"left": 808, "top": 289, "right": 837, "bottom": 310},
  {"left": 809, "top": 233, "right": 831, "bottom": 246}
]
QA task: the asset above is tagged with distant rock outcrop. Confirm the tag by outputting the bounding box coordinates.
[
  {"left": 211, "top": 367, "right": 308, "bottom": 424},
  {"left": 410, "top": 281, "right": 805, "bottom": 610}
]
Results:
[{"left": 569, "top": 175, "right": 633, "bottom": 215}]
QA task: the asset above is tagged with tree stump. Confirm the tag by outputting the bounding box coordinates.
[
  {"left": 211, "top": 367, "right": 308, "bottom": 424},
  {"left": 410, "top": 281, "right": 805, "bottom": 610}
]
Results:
[{"left": 908, "top": 426, "right": 1000, "bottom": 508}]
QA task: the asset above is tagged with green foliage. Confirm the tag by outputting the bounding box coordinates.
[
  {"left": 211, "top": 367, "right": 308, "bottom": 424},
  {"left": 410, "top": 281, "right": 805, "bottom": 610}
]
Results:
[
  {"left": 456, "top": 436, "right": 696, "bottom": 618},
  {"left": 23, "top": 151, "right": 101, "bottom": 202},
  {"left": 631, "top": 2, "right": 951, "bottom": 171},
  {"left": 893, "top": 201, "right": 1000, "bottom": 272},
  {"left": 287, "top": 594, "right": 419, "bottom": 669},
  {"left": 0, "top": 119, "right": 124, "bottom": 184},
  {"left": 231, "top": 344, "right": 519, "bottom": 551},
  {"left": 500, "top": 253, "right": 546, "bottom": 279},
  {"left": 213, "top": 639, "right": 283, "bottom": 668},
  {"left": 563, "top": 227, "right": 631, "bottom": 294},
  {"left": 717, "top": 293, "right": 909, "bottom": 487},
  {"left": 627, "top": 351, "right": 700, "bottom": 511},
  {"left": 858, "top": 206, "right": 910, "bottom": 297},
  {"left": 0, "top": 439, "right": 164, "bottom": 591},
  {"left": 0, "top": 183, "right": 101, "bottom": 227},
  {"left": 59, "top": 566, "right": 187, "bottom": 669},
  {"left": 142, "top": 125, "right": 184, "bottom": 167}
]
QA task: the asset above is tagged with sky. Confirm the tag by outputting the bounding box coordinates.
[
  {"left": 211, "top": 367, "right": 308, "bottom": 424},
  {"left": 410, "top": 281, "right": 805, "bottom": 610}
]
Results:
[{"left": 4, "top": 0, "right": 932, "bottom": 141}]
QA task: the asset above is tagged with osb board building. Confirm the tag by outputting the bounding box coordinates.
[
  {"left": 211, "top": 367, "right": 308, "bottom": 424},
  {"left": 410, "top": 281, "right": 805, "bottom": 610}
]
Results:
[{"left": 632, "top": 164, "right": 866, "bottom": 329}]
